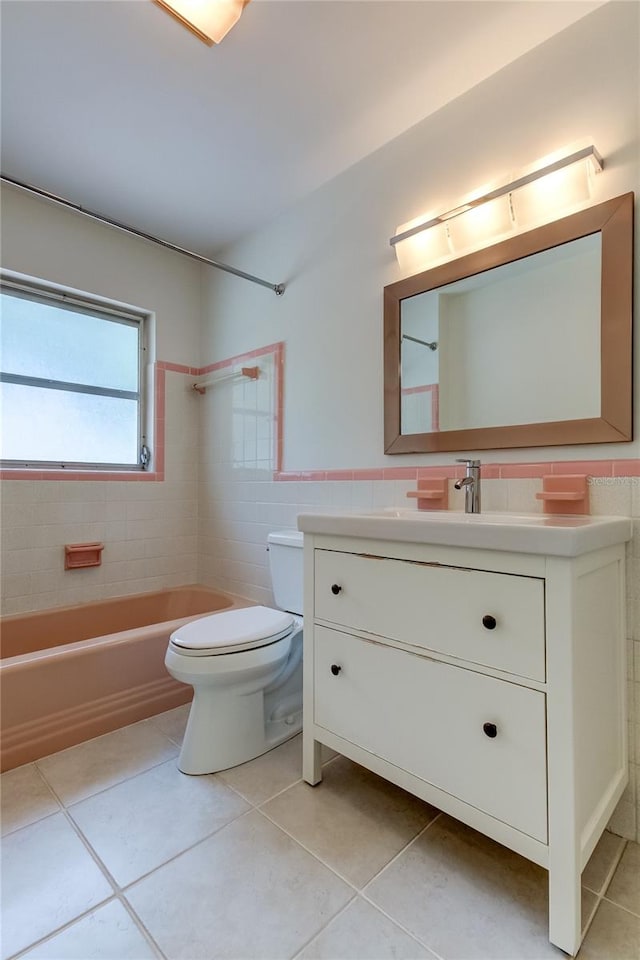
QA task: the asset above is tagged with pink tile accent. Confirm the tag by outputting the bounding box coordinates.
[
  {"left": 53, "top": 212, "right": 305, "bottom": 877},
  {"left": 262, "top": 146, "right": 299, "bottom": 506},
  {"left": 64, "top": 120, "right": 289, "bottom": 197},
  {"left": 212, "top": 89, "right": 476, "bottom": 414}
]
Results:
[
  {"left": 157, "top": 361, "right": 193, "bottom": 374},
  {"left": 401, "top": 385, "right": 431, "bottom": 396},
  {"left": 551, "top": 461, "right": 613, "bottom": 477},
  {"left": 155, "top": 368, "right": 166, "bottom": 422},
  {"left": 353, "top": 469, "right": 385, "bottom": 480},
  {"left": 406, "top": 477, "right": 448, "bottom": 511},
  {"left": 382, "top": 468, "right": 418, "bottom": 480},
  {"left": 535, "top": 475, "right": 589, "bottom": 515},
  {"left": 479, "top": 464, "right": 501, "bottom": 479},
  {"left": 0, "top": 470, "right": 44, "bottom": 480},
  {"left": 197, "top": 341, "right": 282, "bottom": 376},
  {"left": 612, "top": 459, "right": 640, "bottom": 477},
  {"left": 499, "top": 463, "right": 550, "bottom": 479},
  {"left": 275, "top": 342, "right": 285, "bottom": 473},
  {"left": 325, "top": 471, "right": 355, "bottom": 481},
  {"left": 299, "top": 472, "right": 327, "bottom": 481},
  {"left": 417, "top": 466, "right": 458, "bottom": 480},
  {"left": 432, "top": 385, "right": 439, "bottom": 433},
  {"left": 273, "top": 472, "right": 302, "bottom": 481},
  {"left": 199, "top": 358, "right": 233, "bottom": 375}
]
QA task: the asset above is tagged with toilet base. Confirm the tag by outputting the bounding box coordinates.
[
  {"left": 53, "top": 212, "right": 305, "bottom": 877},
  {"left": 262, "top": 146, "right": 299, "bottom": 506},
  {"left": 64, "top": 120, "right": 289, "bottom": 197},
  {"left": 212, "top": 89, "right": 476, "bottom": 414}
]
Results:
[{"left": 178, "top": 697, "right": 302, "bottom": 775}]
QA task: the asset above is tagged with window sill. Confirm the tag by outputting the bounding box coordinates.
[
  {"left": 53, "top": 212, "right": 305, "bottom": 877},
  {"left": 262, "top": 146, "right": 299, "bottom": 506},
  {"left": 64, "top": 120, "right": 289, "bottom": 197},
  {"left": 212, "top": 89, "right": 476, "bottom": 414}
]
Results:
[{"left": 0, "top": 468, "right": 163, "bottom": 482}]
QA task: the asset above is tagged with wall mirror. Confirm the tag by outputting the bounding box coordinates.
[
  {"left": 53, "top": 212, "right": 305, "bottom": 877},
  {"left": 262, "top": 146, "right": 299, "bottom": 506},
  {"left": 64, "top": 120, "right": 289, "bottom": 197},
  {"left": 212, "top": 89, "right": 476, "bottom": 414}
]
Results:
[{"left": 384, "top": 192, "right": 633, "bottom": 453}]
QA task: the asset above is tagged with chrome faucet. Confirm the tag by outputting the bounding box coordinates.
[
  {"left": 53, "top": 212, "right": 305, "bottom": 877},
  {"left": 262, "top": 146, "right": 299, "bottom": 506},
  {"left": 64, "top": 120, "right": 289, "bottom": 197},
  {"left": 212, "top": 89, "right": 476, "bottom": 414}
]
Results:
[{"left": 454, "top": 459, "right": 481, "bottom": 514}]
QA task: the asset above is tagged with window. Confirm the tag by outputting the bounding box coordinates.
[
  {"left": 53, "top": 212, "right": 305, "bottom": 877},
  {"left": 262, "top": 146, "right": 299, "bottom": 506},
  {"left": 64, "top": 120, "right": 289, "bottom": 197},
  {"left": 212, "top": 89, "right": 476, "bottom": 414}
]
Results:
[{"left": 0, "top": 279, "right": 149, "bottom": 470}]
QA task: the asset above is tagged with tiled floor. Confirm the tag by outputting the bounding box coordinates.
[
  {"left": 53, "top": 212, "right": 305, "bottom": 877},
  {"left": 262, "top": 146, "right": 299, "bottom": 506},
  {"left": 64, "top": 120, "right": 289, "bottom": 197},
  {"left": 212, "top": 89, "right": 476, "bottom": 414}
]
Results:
[{"left": 1, "top": 706, "right": 639, "bottom": 960}]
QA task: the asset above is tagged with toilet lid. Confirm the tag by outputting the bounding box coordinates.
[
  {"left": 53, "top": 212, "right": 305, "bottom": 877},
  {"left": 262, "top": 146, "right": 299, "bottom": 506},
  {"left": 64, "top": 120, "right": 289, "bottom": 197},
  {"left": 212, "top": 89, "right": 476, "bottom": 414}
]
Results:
[{"left": 169, "top": 606, "right": 295, "bottom": 655}]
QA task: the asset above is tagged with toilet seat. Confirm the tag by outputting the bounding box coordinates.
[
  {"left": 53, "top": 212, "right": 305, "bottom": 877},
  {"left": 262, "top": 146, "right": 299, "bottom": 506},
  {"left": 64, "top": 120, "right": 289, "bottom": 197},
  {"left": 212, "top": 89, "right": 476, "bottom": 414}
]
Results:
[{"left": 169, "top": 606, "right": 295, "bottom": 657}]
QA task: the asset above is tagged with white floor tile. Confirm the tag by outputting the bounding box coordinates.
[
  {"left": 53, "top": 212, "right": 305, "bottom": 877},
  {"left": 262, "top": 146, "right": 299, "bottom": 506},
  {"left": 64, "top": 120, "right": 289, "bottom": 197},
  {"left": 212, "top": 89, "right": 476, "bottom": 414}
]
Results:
[
  {"left": 70, "top": 759, "right": 250, "bottom": 886},
  {"left": 263, "top": 756, "right": 438, "bottom": 887},
  {"left": 298, "top": 897, "right": 435, "bottom": 959},
  {"left": 19, "top": 899, "right": 159, "bottom": 959},
  {"left": 0, "top": 763, "right": 60, "bottom": 837},
  {"left": 126, "top": 810, "right": 354, "bottom": 959},
  {"left": 366, "top": 814, "right": 563, "bottom": 959},
  {"left": 36, "top": 720, "right": 179, "bottom": 805},
  {"left": 1, "top": 813, "right": 113, "bottom": 960}
]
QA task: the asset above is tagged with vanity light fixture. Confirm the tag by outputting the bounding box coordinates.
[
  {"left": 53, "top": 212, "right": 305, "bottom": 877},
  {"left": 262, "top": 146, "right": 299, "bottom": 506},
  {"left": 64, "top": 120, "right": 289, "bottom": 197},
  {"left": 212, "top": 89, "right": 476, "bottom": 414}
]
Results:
[
  {"left": 153, "top": 0, "right": 251, "bottom": 45},
  {"left": 391, "top": 143, "right": 603, "bottom": 271}
]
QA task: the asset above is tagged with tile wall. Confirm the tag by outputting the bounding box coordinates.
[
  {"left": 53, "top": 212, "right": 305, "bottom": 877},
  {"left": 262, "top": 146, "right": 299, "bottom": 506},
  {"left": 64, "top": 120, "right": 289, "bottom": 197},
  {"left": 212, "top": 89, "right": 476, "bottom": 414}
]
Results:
[{"left": 0, "top": 370, "right": 198, "bottom": 616}]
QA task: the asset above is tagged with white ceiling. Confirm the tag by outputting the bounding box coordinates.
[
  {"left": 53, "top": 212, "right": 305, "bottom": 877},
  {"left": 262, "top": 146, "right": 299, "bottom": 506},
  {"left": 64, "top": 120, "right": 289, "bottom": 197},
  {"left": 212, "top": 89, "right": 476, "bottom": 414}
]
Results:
[{"left": 0, "top": 0, "right": 603, "bottom": 255}]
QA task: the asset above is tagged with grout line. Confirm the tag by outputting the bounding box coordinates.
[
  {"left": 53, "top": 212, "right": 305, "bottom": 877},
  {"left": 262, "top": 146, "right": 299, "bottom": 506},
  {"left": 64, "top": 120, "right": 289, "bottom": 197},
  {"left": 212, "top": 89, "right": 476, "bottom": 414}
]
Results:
[
  {"left": 575, "top": 838, "right": 629, "bottom": 947},
  {"left": 117, "top": 893, "right": 169, "bottom": 960},
  {"left": 35, "top": 746, "right": 181, "bottom": 811},
  {"left": 0, "top": 764, "right": 64, "bottom": 839},
  {"left": 5, "top": 897, "right": 120, "bottom": 960},
  {"left": 255, "top": 805, "right": 362, "bottom": 893},
  {"left": 601, "top": 893, "right": 640, "bottom": 921},
  {"left": 360, "top": 811, "right": 442, "bottom": 896},
  {"left": 118, "top": 805, "right": 257, "bottom": 893},
  {"left": 357, "top": 896, "right": 445, "bottom": 960},
  {"left": 255, "top": 806, "right": 445, "bottom": 960},
  {"left": 289, "top": 896, "right": 360, "bottom": 960}
]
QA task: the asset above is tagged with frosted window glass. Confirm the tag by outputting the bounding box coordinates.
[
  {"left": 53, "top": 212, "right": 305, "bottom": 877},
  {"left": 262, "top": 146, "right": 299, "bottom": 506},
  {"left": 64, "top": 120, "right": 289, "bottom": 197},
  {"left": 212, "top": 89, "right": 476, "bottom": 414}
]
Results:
[
  {"left": 1, "top": 383, "right": 138, "bottom": 465},
  {"left": 0, "top": 291, "right": 139, "bottom": 391}
]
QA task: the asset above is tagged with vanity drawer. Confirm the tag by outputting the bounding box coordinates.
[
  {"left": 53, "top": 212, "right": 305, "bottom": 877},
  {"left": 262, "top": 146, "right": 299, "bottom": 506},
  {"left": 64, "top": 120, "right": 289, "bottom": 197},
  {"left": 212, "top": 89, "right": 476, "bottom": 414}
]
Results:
[
  {"left": 314, "top": 549, "right": 545, "bottom": 681},
  {"left": 314, "top": 625, "right": 548, "bottom": 842}
]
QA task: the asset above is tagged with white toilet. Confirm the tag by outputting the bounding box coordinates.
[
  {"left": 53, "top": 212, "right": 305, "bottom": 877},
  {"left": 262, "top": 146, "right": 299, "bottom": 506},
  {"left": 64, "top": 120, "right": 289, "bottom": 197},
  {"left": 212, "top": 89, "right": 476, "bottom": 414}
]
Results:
[{"left": 165, "top": 529, "right": 304, "bottom": 774}]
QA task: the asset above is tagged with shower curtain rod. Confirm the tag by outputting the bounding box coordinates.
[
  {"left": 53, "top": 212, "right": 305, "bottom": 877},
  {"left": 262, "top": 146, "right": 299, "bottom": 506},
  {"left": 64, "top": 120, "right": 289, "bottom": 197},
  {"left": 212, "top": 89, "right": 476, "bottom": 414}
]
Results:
[
  {"left": 0, "top": 174, "right": 285, "bottom": 296},
  {"left": 402, "top": 334, "right": 438, "bottom": 351}
]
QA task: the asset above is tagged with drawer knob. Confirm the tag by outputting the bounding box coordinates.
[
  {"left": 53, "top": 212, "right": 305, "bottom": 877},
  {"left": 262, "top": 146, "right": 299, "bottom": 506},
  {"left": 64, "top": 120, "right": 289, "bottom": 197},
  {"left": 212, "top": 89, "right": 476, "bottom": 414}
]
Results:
[
  {"left": 330, "top": 664, "right": 342, "bottom": 676},
  {"left": 331, "top": 584, "right": 342, "bottom": 595},
  {"left": 483, "top": 722, "right": 498, "bottom": 738},
  {"left": 482, "top": 614, "right": 497, "bottom": 630}
]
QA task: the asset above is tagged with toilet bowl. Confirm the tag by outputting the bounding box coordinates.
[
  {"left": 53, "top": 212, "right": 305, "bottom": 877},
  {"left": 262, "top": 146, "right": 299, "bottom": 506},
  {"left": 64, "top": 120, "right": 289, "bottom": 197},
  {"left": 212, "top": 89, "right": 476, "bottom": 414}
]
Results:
[{"left": 165, "top": 530, "right": 304, "bottom": 775}]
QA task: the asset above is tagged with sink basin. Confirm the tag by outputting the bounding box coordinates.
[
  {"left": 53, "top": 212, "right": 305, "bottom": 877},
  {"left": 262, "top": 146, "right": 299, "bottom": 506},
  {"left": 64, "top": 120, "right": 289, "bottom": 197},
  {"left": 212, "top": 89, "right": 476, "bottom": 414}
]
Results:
[{"left": 297, "top": 509, "right": 632, "bottom": 556}]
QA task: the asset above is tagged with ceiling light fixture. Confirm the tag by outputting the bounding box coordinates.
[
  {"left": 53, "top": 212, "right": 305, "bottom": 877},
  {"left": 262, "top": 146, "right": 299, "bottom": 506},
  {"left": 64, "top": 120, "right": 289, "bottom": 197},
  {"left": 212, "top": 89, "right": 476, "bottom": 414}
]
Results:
[
  {"left": 390, "top": 142, "right": 603, "bottom": 272},
  {"left": 154, "top": 0, "right": 251, "bottom": 46}
]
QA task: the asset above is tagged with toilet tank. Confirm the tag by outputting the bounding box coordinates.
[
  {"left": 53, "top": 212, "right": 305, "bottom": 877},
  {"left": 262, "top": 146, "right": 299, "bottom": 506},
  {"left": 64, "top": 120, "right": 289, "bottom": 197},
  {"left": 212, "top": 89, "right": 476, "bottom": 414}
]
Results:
[{"left": 268, "top": 530, "right": 304, "bottom": 615}]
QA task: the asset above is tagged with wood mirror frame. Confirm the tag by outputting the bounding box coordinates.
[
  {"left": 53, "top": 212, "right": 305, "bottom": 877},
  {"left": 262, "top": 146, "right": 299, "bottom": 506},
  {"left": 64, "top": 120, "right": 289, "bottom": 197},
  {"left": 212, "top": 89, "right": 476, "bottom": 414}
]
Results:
[{"left": 384, "top": 192, "right": 633, "bottom": 454}]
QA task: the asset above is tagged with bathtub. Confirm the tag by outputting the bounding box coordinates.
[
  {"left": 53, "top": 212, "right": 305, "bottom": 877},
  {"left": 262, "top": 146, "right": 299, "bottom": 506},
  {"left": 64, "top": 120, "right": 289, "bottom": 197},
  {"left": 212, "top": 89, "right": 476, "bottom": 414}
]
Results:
[{"left": 0, "top": 586, "right": 249, "bottom": 771}]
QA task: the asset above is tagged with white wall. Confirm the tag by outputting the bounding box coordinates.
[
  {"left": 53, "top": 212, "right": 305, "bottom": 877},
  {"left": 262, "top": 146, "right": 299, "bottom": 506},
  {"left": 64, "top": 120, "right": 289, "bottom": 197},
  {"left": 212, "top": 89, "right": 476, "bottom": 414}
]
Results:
[
  {"left": 0, "top": 186, "right": 203, "bottom": 366},
  {"left": 201, "top": 2, "right": 639, "bottom": 471}
]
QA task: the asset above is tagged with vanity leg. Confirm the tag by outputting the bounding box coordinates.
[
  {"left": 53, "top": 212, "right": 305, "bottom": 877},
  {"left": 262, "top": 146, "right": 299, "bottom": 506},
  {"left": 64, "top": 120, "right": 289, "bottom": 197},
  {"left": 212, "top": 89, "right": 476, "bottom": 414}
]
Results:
[
  {"left": 303, "top": 736, "right": 323, "bottom": 785},
  {"left": 548, "top": 850, "right": 582, "bottom": 956}
]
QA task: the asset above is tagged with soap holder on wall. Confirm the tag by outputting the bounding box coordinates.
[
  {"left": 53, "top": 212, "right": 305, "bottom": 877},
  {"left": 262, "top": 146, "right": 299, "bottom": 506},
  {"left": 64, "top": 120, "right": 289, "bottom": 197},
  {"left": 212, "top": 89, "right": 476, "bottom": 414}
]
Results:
[
  {"left": 406, "top": 478, "right": 448, "bottom": 511},
  {"left": 535, "top": 475, "right": 590, "bottom": 515},
  {"left": 64, "top": 543, "right": 105, "bottom": 570}
]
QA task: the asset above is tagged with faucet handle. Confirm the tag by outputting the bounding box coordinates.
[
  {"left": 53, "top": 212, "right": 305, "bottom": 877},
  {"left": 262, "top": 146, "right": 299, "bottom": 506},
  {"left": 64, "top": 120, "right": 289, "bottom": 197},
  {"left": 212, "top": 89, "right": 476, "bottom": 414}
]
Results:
[{"left": 455, "top": 458, "right": 481, "bottom": 467}]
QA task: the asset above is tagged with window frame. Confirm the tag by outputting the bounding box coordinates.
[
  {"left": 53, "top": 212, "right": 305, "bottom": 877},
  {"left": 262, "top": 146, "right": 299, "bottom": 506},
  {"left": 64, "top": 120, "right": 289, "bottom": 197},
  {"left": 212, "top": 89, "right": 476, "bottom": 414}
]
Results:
[{"left": 0, "top": 275, "right": 150, "bottom": 472}]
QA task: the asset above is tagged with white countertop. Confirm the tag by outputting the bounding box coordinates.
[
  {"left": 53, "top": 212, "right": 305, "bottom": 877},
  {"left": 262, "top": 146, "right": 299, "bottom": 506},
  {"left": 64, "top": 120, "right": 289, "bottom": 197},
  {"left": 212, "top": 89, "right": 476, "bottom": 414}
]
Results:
[{"left": 297, "top": 508, "right": 632, "bottom": 557}]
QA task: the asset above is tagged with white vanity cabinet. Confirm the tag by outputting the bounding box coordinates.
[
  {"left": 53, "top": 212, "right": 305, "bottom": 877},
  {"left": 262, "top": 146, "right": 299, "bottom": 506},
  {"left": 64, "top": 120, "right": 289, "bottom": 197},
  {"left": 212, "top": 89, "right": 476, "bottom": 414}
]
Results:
[{"left": 300, "top": 523, "right": 628, "bottom": 957}]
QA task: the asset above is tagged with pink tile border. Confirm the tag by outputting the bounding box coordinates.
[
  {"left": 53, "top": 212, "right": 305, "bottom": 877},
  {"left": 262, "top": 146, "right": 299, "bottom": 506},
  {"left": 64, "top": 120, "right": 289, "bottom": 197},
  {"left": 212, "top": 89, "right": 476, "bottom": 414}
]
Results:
[
  {"left": 613, "top": 460, "right": 640, "bottom": 477},
  {"left": 498, "top": 462, "right": 550, "bottom": 479},
  {"left": 550, "top": 460, "right": 613, "bottom": 477},
  {"left": 274, "top": 459, "right": 640, "bottom": 481}
]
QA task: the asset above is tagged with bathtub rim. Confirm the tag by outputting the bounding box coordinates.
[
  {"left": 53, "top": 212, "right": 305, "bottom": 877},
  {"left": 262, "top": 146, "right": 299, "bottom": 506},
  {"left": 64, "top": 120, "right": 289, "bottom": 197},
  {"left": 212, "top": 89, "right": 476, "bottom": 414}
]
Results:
[{"left": 0, "top": 585, "right": 254, "bottom": 670}]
